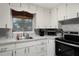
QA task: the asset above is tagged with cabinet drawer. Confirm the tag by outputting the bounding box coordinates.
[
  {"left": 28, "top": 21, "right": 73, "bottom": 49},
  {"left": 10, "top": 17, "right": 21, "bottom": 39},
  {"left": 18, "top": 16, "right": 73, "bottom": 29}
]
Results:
[
  {"left": 15, "top": 40, "right": 47, "bottom": 49},
  {"left": 0, "top": 51, "right": 12, "bottom": 56},
  {"left": 16, "top": 42, "right": 28, "bottom": 49},
  {"left": 0, "top": 44, "right": 15, "bottom": 52},
  {"left": 15, "top": 42, "right": 37, "bottom": 49}
]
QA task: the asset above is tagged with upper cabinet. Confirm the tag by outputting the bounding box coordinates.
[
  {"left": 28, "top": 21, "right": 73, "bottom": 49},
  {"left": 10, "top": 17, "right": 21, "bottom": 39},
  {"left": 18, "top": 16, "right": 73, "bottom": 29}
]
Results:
[
  {"left": 57, "top": 4, "right": 66, "bottom": 21},
  {"left": 0, "top": 3, "right": 12, "bottom": 28},
  {"left": 10, "top": 3, "right": 37, "bottom": 13},
  {"left": 52, "top": 4, "right": 79, "bottom": 21},
  {"left": 10, "top": 3, "right": 22, "bottom": 11},
  {"left": 51, "top": 8, "right": 58, "bottom": 28},
  {"left": 51, "top": 4, "right": 79, "bottom": 29},
  {"left": 36, "top": 8, "right": 51, "bottom": 28},
  {"left": 66, "top": 4, "right": 77, "bottom": 19}
]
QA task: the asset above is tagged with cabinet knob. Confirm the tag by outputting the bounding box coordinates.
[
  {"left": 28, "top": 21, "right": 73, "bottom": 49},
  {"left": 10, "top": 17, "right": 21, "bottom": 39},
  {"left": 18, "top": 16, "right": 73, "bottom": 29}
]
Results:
[
  {"left": 58, "top": 48, "right": 61, "bottom": 51},
  {"left": 12, "top": 51, "right": 13, "bottom": 56},
  {"left": 15, "top": 51, "right": 16, "bottom": 55}
]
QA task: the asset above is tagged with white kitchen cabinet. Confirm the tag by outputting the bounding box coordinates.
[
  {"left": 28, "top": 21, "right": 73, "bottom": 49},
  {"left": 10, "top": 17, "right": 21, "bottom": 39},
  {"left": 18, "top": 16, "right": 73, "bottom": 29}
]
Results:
[
  {"left": 10, "top": 3, "right": 37, "bottom": 14},
  {"left": 0, "top": 43, "right": 15, "bottom": 56},
  {"left": 35, "top": 7, "right": 51, "bottom": 28},
  {"left": 66, "top": 4, "right": 77, "bottom": 19},
  {"left": 0, "top": 3, "right": 12, "bottom": 28},
  {"left": 10, "top": 3, "right": 22, "bottom": 11},
  {"left": 52, "top": 4, "right": 79, "bottom": 22},
  {"left": 0, "top": 51, "right": 13, "bottom": 56},
  {"left": 51, "top": 8, "right": 58, "bottom": 28},
  {"left": 28, "top": 46, "right": 37, "bottom": 56},
  {"left": 42, "top": 9, "right": 51, "bottom": 28},
  {"left": 25, "top": 39, "right": 48, "bottom": 56},
  {"left": 28, "top": 44, "right": 47, "bottom": 56},
  {"left": 47, "top": 38, "right": 55, "bottom": 56},
  {"left": 15, "top": 48, "right": 27, "bottom": 56},
  {"left": 35, "top": 7, "right": 45, "bottom": 28},
  {"left": 0, "top": 37, "right": 55, "bottom": 56},
  {"left": 21, "top": 4, "right": 37, "bottom": 14},
  {"left": 51, "top": 4, "right": 66, "bottom": 27},
  {"left": 57, "top": 4, "right": 66, "bottom": 21}
]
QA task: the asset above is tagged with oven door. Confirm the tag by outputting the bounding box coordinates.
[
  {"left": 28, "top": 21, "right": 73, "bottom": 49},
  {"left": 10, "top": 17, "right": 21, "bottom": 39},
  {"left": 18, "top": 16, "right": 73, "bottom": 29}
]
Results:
[{"left": 55, "top": 41, "right": 79, "bottom": 56}]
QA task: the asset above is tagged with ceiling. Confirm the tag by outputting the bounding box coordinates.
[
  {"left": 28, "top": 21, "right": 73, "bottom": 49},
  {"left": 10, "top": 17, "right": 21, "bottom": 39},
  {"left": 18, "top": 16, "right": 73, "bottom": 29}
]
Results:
[{"left": 31, "top": 3, "right": 64, "bottom": 9}]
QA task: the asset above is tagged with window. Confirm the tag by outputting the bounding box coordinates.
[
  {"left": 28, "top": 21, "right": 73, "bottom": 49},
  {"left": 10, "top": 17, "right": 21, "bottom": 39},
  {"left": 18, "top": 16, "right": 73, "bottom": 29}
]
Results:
[{"left": 12, "top": 17, "right": 33, "bottom": 32}]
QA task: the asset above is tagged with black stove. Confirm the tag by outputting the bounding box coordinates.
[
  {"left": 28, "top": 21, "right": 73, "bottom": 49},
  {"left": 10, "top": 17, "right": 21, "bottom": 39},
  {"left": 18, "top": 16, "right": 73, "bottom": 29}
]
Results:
[{"left": 55, "top": 32, "right": 79, "bottom": 56}]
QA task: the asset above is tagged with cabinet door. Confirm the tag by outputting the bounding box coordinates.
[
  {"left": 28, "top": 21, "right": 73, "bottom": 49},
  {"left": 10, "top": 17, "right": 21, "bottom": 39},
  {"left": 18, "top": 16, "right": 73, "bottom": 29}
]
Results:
[
  {"left": 36, "top": 45, "right": 47, "bottom": 56},
  {"left": 28, "top": 40, "right": 47, "bottom": 56},
  {"left": 0, "top": 51, "right": 13, "bottom": 56},
  {"left": 28, "top": 46, "right": 37, "bottom": 56},
  {"left": 47, "top": 39, "right": 55, "bottom": 56},
  {"left": 35, "top": 7, "right": 51, "bottom": 28},
  {"left": 66, "top": 4, "right": 77, "bottom": 19},
  {"left": 57, "top": 6, "right": 65, "bottom": 21},
  {"left": 28, "top": 45, "right": 47, "bottom": 56},
  {"left": 35, "top": 7, "right": 45, "bottom": 28},
  {"left": 51, "top": 8, "right": 58, "bottom": 28},
  {"left": 15, "top": 48, "right": 26, "bottom": 56},
  {"left": 0, "top": 3, "right": 11, "bottom": 28},
  {"left": 10, "top": 3, "right": 22, "bottom": 11}
]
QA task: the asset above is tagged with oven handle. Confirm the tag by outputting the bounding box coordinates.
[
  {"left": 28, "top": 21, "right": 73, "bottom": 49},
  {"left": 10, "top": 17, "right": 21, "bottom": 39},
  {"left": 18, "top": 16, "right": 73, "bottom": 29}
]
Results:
[{"left": 56, "top": 40, "right": 79, "bottom": 48}]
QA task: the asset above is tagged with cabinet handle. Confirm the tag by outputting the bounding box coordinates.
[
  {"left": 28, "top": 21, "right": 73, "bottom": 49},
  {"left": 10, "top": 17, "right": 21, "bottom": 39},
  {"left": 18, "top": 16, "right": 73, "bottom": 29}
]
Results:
[
  {"left": 15, "top": 51, "right": 16, "bottom": 56},
  {"left": 12, "top": 51, "right": 13, "bottom": 56},
  {"left": 58, "top": 48, "right": 61, "bottom": 51}
]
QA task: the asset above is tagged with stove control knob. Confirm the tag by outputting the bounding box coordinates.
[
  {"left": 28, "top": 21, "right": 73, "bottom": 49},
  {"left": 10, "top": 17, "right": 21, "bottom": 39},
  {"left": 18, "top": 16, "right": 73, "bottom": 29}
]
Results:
[{"left": 58, "top": 48, "right": 61, "bottom": 51}]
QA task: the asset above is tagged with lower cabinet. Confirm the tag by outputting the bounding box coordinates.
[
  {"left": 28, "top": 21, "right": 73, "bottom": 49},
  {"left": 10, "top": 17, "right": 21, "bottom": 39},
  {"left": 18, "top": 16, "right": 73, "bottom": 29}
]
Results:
[
  {"left": 47, "top": 39, "right": 55, "bottom": 56},
  {"left": 0, "top": 44, "right": 15, "bottom": 56},
  {"left": 14, "top": 48, "right": 28, "bottom": 56},
  {"left": 0, "top": 38, "right": 55, "bottom": 56},
  {"left": 28, "top": 44, "right": 47, "bottom": 56},
  {"left": 0, "top": 51, "right": 13, "bottom": 56},
  {"left": 15, "top": 48, "right": 26, "bottom": 56}
]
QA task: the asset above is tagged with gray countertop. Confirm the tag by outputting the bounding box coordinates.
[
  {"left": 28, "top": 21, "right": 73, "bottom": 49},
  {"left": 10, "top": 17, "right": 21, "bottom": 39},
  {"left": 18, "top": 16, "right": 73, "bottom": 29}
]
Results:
[{"left": 0, "top": 36, "right": 58, "bottom": 45}]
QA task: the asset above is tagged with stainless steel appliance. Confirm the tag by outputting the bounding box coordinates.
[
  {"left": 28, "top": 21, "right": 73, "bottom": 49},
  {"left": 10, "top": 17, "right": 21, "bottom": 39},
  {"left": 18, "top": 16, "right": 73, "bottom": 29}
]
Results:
[
  {"left": 34, "top": 29, "right": 45, "bottom": 36},
  {"left": 55, "top": 31, "right": 79, "bottom": 56},
  {"left": 35, "top": 28, "right": 58, "bottom": 36},
  {"left": 45, "top": 29, "right": 57, "bottom": 36}
]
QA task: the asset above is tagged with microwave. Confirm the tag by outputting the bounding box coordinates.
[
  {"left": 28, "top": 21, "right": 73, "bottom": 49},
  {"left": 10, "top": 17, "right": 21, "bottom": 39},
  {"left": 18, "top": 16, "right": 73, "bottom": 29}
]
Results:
[
  {"left": 35, "top": 28, "right": 58, "bottom": 36},
  {"left": 45, "top": 29, "right": 57, "bottom": 36}
]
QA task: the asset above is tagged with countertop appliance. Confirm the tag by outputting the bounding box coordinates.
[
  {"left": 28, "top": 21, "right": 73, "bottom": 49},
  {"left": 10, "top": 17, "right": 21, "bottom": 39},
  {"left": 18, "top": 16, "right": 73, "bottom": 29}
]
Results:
[
  {"left": 34, "top": 28, "right": 59, "bottom": 36},
  {"left": 34, "top": 29, "right": 45, "bottom": 36},
  {"left": 55, "top": 31, "right": 79, "bottom": 56},
  {"left": 45, "top": 29, "right": 57, "bottom": 36}
]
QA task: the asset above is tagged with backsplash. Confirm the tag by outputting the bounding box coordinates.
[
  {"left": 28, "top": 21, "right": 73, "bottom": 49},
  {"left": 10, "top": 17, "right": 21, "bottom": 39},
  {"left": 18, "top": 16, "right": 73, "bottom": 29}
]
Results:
[
  {"left": 12, "top": 31, "right": 35, "bottom": 40},
  {"left": 0, "top": 28, "right": 12, "bottom": 39}
]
